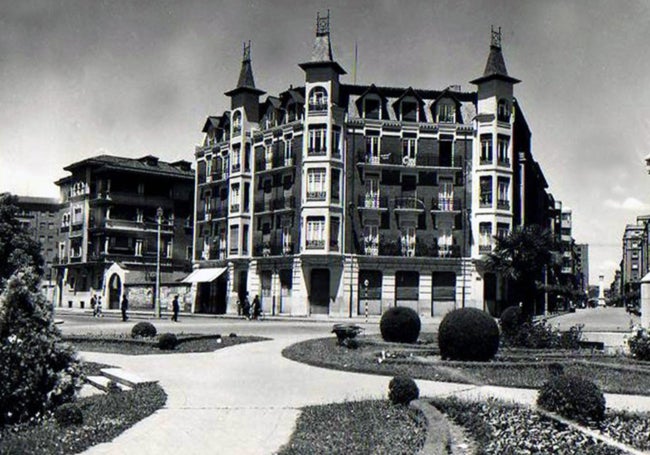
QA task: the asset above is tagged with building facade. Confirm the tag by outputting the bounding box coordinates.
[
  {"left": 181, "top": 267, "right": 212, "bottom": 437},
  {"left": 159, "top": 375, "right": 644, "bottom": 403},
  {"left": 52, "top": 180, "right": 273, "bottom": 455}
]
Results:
[
  {"left": 54, "top": 155, "right": 194, "bottom": 311},
  {"left": 191, "top": 15, "right": 560, "bottom": 317},
  {"left": 15, "top": 196, "right": 62, "bottom": 297}
]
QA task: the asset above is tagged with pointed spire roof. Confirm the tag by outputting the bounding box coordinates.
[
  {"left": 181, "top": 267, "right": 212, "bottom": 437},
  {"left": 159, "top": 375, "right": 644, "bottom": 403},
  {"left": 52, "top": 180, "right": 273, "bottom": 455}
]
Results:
[
  {"left": 471, "top": 27, "right": 520, "bottom": 85},
  {"left": 299, "top": 10, "right": 346, "bottom": 75},
  {"left": 225, "top": 41, "right": 265, "bottom": 97}
]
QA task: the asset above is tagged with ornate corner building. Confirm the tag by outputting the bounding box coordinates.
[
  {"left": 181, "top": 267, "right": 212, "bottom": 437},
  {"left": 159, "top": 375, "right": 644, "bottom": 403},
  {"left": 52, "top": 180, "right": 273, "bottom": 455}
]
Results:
[{"left": 190, "top": 14, "right": 558, "bottom": 317}]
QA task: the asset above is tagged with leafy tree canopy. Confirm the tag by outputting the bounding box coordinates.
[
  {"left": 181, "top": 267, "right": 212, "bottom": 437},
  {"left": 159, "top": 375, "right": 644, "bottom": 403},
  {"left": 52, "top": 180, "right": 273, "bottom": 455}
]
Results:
[{"left": 0, "top": 193, "right": 44, "bottom": 291}]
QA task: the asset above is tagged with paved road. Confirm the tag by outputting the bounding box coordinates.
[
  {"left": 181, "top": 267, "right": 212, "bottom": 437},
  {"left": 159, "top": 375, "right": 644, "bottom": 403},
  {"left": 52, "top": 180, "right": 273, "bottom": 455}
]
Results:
[{"left": 551, "top": 307, "right": 638, "bottom": 333}]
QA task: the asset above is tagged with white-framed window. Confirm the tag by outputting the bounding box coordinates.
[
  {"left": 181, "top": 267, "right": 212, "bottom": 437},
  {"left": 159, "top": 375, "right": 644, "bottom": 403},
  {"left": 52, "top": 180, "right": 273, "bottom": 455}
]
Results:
[
  {"left": 497, "top": 135, "right": 510, "bottom": 165},
  {"left": 497, "top": 177, "right": 510, "bottom": 210},
  {"left": 438, "top": 228, "right": 453, "bottom": 256},
  {"left": 479, "top": 222, "right": 492, "bottom": 252},
  {"left": 282, "top": 226, "right": 292, "bottom": 254},
  {"left": 365, "top": 175, "right": 380, "bottom": 208},
  {"left": 166, "top": 240, "right": 173, "bottom": 258},
  {"left": 497, "top": 223, "right": 510, "bottom": 240},
  {"left": 497, "top": 99, "right": 510, "bottom": 122},
  {"left": 306, "top": 168, "right": 327, "bottom": 200},
  {"left": 306, "top": 216, "right": 326, "bottom": 249},
  {"left": 438, "top": 177, "right": 454, "bottom": 211},
  {"left": 401, "top": 227, "right": 416, "bottom": 256},
  {"left": 331, "top": 127, "right": 341, "bottom": 157},
  {"left": 437, "top": 103, "right": 455, "bottom": 123},
  {"left": 480, "top": 135, "right": 493, "bottom": 164},
  {"left": 329, "top": 217, "right": 340, "bottom": 250},
  {"left": 284, "top": 139, "right": 293, "bottom": 166},
  {"left": 363, "top": 225, "right": 379, "bottom": 256},
  {"left": 480, "top": 176, "right": 493, "bottom": 207},
  {"left": 231, "top": 183, "right": 240, "bottom": 212},
  {"left": 402, "top": 138, "right": 417, "bottom": 165},
  {"left": 365, "top": 135, "right": 380, "bottom": 163},
  {"left": 136, "top": 209, "right": 143, "bottom": 223},
  {"left": 232, "top": 145, "right": 241, "bottom": 172},
  {"left": 308, "top": 126, "right": 326, "bottom": 154},
  {"left": 229, "top": 225, "right": 239, "bottom": 254},
  {"left": 232, "top": 111, "right": 242, "bottom": 135},
  {"left": 308, "top": 86, "right": 328, "bottom": 111}
]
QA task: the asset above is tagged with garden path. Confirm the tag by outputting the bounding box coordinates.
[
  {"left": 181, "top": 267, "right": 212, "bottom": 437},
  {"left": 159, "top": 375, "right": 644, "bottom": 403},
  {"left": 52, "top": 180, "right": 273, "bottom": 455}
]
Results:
[{"left": 78, "top": 332, "right": 650, "bottom": 455}]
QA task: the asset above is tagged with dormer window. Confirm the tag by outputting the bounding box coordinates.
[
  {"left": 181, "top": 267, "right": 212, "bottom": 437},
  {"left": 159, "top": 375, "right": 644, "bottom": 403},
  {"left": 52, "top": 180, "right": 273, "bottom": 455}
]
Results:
[
  {"left": 363, "top": 98, "right": 381, "bottom": 119},
  {"left": 497, "top": 99, "right": 510, "bottom": 122},
  {"left": 308, "top": 87, "right": 328, "bottom": 112},
  {"left": 232, "top": 111, "right": 242, "bottom": 135},
  {"left": 286, "top": 102, "right": 297, "bottom": 123},
  {"left": 437, "top": 102, "right": 456, "bottom": 123},
  {"left": 400, "top": 100, "right": 418, "bottom": 122}
]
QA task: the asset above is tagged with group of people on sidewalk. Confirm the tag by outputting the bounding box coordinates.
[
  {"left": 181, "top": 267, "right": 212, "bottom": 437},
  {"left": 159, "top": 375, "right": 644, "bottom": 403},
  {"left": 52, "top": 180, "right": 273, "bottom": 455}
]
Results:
[
  {"left": 89, "top": 293, "right": 181, "bottom": 322},
  {"left": 238, "top": 294, "right": 262, "bottom": 320}
]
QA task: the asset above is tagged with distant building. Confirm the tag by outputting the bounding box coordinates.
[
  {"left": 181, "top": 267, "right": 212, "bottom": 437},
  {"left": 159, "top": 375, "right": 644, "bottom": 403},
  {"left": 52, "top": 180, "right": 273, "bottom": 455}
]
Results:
[
  {"left": 574, "top": 243, "right": 589, "bottom": 292},
  {"left": 190, "top": 15, "right": 565, "bottom": 317},
  {"left": 621, "top": 222, "right": 645, "bottom": 296},
  {"left": 54, "top": 155, "right": 194, "bottom": 311},
  {"left": 14, "top": 196, "right": 62, "bottom": 296}
]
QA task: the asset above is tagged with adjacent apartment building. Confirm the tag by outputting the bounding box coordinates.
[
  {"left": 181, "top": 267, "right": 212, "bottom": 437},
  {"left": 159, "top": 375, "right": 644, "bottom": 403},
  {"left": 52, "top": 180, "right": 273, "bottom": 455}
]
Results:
[
  {"left": 189, "top": 14, "right": 562, "bottom": 317},
  {"left": 54, "top": 155, "right": 194, "bottom": 311}
]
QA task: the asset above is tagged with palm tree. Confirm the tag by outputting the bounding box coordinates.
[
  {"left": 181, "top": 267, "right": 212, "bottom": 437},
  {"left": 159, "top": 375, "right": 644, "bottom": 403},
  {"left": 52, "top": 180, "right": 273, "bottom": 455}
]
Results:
[{"left": 484, "top": 225, "right": 555, "bottom": 316}]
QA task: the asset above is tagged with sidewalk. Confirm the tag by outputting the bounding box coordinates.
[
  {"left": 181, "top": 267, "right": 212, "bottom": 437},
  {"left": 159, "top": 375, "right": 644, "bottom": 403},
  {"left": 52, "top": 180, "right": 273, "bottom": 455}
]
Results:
[{"left": 79, "top": 332, "right": 650, "bottom": 455}]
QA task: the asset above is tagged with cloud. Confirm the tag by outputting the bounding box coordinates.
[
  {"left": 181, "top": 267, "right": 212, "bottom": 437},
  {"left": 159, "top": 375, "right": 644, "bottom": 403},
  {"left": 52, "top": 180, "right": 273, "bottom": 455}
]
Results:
[
  {"left": 611, "top": 184, "right": 626, "bottom": 195},
  {"left": 604, "top": 197, "right": 650, "bottom": 211}
]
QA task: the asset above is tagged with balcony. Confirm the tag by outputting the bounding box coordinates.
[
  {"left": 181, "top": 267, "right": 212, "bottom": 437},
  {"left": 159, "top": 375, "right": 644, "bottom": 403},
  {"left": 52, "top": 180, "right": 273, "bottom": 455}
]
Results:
[
  {"left": 497, "top": 200, "right": 511, "bottom": 210},
  {"left": 480, "top": 158, "right": 493, "bottom": 166},
  {"left": 230, "top": 204, "right": 240, "bottom": 213},
  {"left": 394, "top": 197, "right": 425, "bottom": 212},
  {"left": 98, "top": 218, "right": 173, "bottom": 233},
  {"left": 212, "top": 205, "right": 228, "bottom": 219},
  {"left": 479, "top": 197, "right": 492, "bottom": 209},
  {"left": 231, "top": 163, "right": 241, "bottom": 173},
  {"left": 431, "top": 196, "right": 461, "bottom": 212},
  {"left": 329, "top": 239, "right": 339, "bottom": 251},
  {"left": 363, "top": 240, "right": 379, "bottom": 256},
  {"left": 357, "top": 193, "right": 388, "bottom": 210},
  {"left": 305, "top": 239, "right": 325, "bottom": 250},
  {"left": 272, "top": 196, "right": 296, "bottom": 210},
  {"left": 497, "top": 158, "right": 511, "bottom": 167},
  {"left": 306, "top": 191, "right": 326, "bottom": 202},
  {"left": 212, "top": 171, "right": 229, "bottom": 182},
  {"left": 479, "top": 244, "right": 493, "bottom": 254},
  {"left": 308, "top": 103, "right": 328, "bottom": 114},
  {"left": 307, "top": 147, "right": 327, "bottom": 157},
  {"left": 91, "top": 191, "right": 174, "bottom": 209}
]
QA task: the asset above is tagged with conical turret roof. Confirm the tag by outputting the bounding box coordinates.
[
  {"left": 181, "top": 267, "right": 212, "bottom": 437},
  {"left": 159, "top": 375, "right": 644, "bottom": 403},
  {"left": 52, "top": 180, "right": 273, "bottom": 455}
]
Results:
[{"left": 471, "top": 27, "right": 520, "bottom": 85}]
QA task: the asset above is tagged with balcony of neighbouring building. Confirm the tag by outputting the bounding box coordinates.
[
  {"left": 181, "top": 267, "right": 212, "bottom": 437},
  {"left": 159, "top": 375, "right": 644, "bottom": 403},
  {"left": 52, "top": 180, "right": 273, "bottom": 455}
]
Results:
[
  {"left": 357, "top": 193, "right": 388, "bottom": 210},
  {"left": 308, "top": 102, "right": 328, "bottom": 114},
  {"left": 497, "top": 200, "right": 511, "bottom": 210},
  {"left": 305, "top": 239, "right": 325, "bottom": 250},
  {"left": 307, "top": 147, "right": 327, "bottom": 157},
  {"left": 90, "top": 191, "right": 174, "bottom": 209},
  {"left": 306, "top": 191, "right": 327, "bottom": 202},
  {"left": 431, "top": 196, "right": 462, "bottom": 212},
  {"left": 394, "top": 197, "right": 425, "bottom": 212}
]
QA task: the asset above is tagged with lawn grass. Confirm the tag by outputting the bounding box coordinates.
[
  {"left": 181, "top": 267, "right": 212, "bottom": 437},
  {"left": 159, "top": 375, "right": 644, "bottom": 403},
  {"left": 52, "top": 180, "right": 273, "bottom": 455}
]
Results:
[
  {"left": 282, "top": 336, "right": 650, "bottom": 396},
  {"left": 277, "top": 400, "right": 425, "bottom": 455},
  {"left": 0, "top": 382, "right": 166, "bottom": 455},
  {"left": 66, "top": 334, "right": 269, "bottom": 355}
]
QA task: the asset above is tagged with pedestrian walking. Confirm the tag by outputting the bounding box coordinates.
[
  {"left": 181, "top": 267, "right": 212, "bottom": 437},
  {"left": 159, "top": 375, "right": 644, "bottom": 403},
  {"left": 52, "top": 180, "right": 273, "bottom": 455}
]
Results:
[
  {"left": 90, "top": 294, "right": 97, "bottom": 317},
  {"left": 171, "top": 295, "right": 180, "bottom": 322},
  {"left": 121, "top": 294, "right": 129, "bottom": 321},
  {"left": 242, "top": 294, "right": 251, "bottom": 320},
  {"left": 95, "top": 296, "right": 103, "bottom": 317},
  {"left": 252, "top": 294, "right": 261, "bottom": 320}
]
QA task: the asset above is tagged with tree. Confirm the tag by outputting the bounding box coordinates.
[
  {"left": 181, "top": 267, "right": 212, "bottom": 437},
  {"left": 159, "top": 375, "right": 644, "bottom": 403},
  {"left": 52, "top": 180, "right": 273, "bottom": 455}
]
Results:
[
  {"left": 0, "top": 269, "right": 82, "bottom": 427},
  {"left": 0, "top": 193, "right": 44, "bottom": 291},
  {"left": 484, "top": 225, "right": 554, "bottom": 316}
]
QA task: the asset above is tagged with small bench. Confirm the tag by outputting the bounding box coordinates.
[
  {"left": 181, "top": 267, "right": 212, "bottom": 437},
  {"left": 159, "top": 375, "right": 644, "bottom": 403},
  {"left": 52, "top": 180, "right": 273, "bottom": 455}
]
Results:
[{"left": 331, "top": 324, "right": 363, "bottom": 345}]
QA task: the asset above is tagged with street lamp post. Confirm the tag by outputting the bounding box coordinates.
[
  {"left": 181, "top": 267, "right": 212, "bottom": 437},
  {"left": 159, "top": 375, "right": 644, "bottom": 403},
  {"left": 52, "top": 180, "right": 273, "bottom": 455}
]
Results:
[{"left": 155, "top": 207, "right": 163, "bottom": 318}]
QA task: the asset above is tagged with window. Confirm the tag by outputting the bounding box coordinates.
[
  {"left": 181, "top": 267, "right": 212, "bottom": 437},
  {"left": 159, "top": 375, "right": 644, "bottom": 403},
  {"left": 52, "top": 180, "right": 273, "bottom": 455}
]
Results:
[
  {"left": 497, "top": 177, "right": 510, "bottom": 210},
  {"left": 480, "top": 176, "right": 492, "bottom": 207},
  {"left": 284, "top": 139, "right": 294, "bottom": 166},
  {"left": 136, "top": 209, "right": 143, "bottom": 223},
  {"left": 329, "top": 217, "right": 340, "bottom": 250},
  {"left": 365, "top": 176, "right": 380, "bottom": 208},
  {"left": 438, "top": 229, "right": 453, "bottom": 256},
  {"left": 229, "top": 225, "right": 239, "bottom": 254},
  {"left": 242, "top": 225, "right": 249, "bottom": 254},
  {"left": 331, "top": 169, "right": 340, "bottom": 203},
  {"left": 479, "top": 222, "right": 492, "bottom": 252},
  {"left": 232, "top": 111, "right": 242, "bottom": 135},
  {"left": 480, "top": 135, "right": 493, "bottom": 164},
  {"left": 331, "top": 127, "right": 341, "bottom": 158},
  {"left": 497, "top": 99, "right": 510, "bottom": 122},
  {"left": 307, "top": 168, "right": 327, "bottom": 200},
  {"left": 137, "top": 183, "right": 145, "bottom": 195},
  {"left": 308, "top": 126, "right": 326, "bottom": 155},
  {"left": 308, "top": 87, "right": 328, "bottom": 112},
  {"left": 497, "top": 135, "right": 510, "bottom": 165},
  {"left": 496, "top": 223, "right": 510, "bottom": 240},
  {"left": 186, "top": 246, "right": 192, "bottom": 260},
  {"left": 363, "top": 98, "right": 380, "bottom": 119},
  {"left": 165, "top": 240, "right": 173, "bottom": 258},
  {"left": 437, "top": 103, "right": 455, "bottom": 123},
  {"left": 282, "top": 226, "right": 292, "bottom": 254},
  {"left": 231, "top": 184, "right": 240, "bottom": 212},
  {"left": 365, "top": 135, "right": 380, "bottom": 163},
  {"left": 401, "top": 227, "right": 416, "bottom": 256},
  {"left": 243, "top": 182, "right": 250, "bottom": 213},
  {"left": 402, "top": 138, "right": 416, "bottom": 165},
  {"left": 363, "top": 225, "right": 379, "bottom": 256},
  {"left": 401, "top": 100, "right": 418, "bottom": 122},
  {"left": 231, "top": 145, "right": 241, "bottom": 172},
  {"left": 439, "top": 140, "right": 453, "bottom": 167},
  {"left": 438, "top": 177, "right": 454, "bottom": 211},
  {"left": 306, "top": 217, "right": 326, "bottom": 249}
]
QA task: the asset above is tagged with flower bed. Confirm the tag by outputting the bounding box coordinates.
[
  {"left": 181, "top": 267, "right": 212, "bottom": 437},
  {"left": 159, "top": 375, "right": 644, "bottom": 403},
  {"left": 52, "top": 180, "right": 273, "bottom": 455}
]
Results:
[
  {"left": 600, "top": 411, "right": 650, "bottom": 451},
  {"left": 277, "top": 400, "right": 425, "bottom": 454},
  {"left": 431, "top": 397, "right": 625, "bottom": 454},
  {"left": 0, "top": 382, "right": 166, "bottom": 454}
]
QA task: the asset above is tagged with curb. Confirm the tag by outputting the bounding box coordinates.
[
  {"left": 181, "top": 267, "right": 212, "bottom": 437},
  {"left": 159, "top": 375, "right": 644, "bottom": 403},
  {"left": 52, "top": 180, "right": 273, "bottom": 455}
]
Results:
[{"left": 410, "top": 399, "right": 452, "bottom": 455}]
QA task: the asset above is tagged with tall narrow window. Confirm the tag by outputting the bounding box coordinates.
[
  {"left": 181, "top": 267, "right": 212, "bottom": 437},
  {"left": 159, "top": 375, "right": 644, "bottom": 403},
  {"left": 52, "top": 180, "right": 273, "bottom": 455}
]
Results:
[
  {"left": 307, "top": 168, "right": 327, "bottom": 201},
  {"left": 363, "top": 225, "right": 379, "bottom": 256},
  {"left": 402, "top": 138, "right": 416, "bottom": 165},
  {"left": 306, "top": 217, "right": 326, "bottom": 249},
  {"left": 439, "top": 140, "right": 453, "bottom": 167},
  {"left": 438, "top": 177, "right": 454, "bottom": 211},
  {"left": 365, "top": 135, "right": 380, "bottom": 163},
  {"left": 331, "top": 127, "right": 341, "bottom": 158},
  {"left": 497, "top": 135, "right": 510, "bottom": 165},
  {"left": 497, "top": 99, "right": 510, "bottom": 122},
  {"left": 365, "top": 176, "right": 379, "bottom": 208},
  {"left": 329, "top": 217, "right": 340, "bottom": 251},
  {"left": 308, "top": 87, "right": 328, "bottom": 112},
  {"left": 497, "top": 177, "right": 510, "bottom": 210},
  {"left": 284, "top": 139, "right": 293, "bottom": 166},
  {"left": 331, "top": 169, "right": 340, "bottom": 203},
  {"left": 231, "top": 184, "right": 240, "bottom": 212},
  {"left": 242, "top": 225, "right": 249, "bottom": 254},
  {"left": 480, "top": 176, "right": 493, "bottom": 207},
  {"left": 479, "top": 222, "right": 492, "bottom": 253},
  {"left": 496, "top": 223, "right": 510, "bottom": 240},
  {"left": 480, "top": 135, "right": 493, "bottom": 164},
  {"left": 437, "top": 103, "right": 455, "bottom": 123},
  {"left": 364, "top": 98, "right": 380, "bottom": 119},
  {"left": 401, "top": 227, "right": 416, "bottom": 256},
  {"left": 232, "top": 111, "right": 242, "bottom": 135},
  {"left": 232, "top": 145, "right": 241, "bottom": 173},
  {"left": 282, "top": 226, "right": 292, "bottom": 254},
  {"left": 229, "top": 225, "right": 239, "bottom": 254},
  {"left": 438, "top": 229, "right": 453, "bottom": 257},
  {"left": 308, "top": 126, "right": 326, "bottom": 155}
]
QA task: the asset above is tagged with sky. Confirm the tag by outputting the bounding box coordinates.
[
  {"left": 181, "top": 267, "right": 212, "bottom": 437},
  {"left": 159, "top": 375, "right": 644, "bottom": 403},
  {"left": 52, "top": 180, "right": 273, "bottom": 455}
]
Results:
[{"left": 2, "top": 0, "right": 650, "bottom": 285}]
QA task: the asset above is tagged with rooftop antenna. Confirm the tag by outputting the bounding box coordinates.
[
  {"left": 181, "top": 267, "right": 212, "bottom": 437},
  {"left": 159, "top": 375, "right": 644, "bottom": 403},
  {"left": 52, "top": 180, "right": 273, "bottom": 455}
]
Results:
[{"left": 491, "top": 25, "right": 502, "bottom": 49}]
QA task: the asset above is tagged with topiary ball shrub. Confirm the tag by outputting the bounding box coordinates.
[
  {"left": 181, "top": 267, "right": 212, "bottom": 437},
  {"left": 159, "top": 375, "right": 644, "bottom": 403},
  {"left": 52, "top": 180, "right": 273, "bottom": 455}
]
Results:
[
  {"left": 500, "top": 305, "right": 526, "bottom": 341},
  {"left": 628, "top": 328, "right": 650, "bottom": 361},
  {"left": 537, "top": 374, "right": 606, "bottom": 425},
  {"left": 438, "top": 308, "right": 500, "bottom": 361},
  {"left": 229, "top": 333, "right": 237, "bottom": 338},
  {"left": 131, "top": 322, "right": 157, "bottom": 338},
  {"left": 380, "top": 306, "right": 421, "bottom": 344},
  {"left": 53, "top": 403, "right": 83, "bottom": 426},
  {"left": 158, "top": 333, "right": 178, "bottom": 351},
  {"left": 388, "top": 375, "right": 419, "bottom": 405}
]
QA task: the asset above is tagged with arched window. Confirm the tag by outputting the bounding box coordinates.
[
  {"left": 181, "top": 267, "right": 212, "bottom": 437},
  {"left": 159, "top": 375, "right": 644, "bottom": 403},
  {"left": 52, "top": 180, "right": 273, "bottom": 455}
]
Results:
[
  {"left": 497, "top": 99, "right": 510, "bottom": 122},
  {"left": 232, "top": 111, "right": 242, "bottom": 135},
  {"left": 308, "top": 87, "right": 328, "bottom": 112}
]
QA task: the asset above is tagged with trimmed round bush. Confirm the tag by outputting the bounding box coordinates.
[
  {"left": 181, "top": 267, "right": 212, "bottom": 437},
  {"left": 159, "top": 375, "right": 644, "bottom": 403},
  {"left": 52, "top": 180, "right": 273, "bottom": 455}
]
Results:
[
  {"left": 380, "top": 306, "right": 421, "bottom": 343},
  {"left": 500, "top": 305, "right": 526, "bottom": 340},
  {"left": 537, "top": 374, "right": 606, "bottom": 425},
  {"left": 158, "top": 333, "right": 178, "bottom": 350},
  {"left": 131, "top": 322, "right": 157, "bottom": 338},
  {"left": 438, "top": 308, "right": 500, "bottom": 361},
  {"left": 229, "top": 333, "right": 237, "bottom": 338},
  {"left": 53, "top": 403, "right": 83, "bottom": 426},
  {"left": 388, "top": 376, "right": 419, "bottom": 405},
  {"left": 628, "top": 329, "right": 650, "bottom": 361}
]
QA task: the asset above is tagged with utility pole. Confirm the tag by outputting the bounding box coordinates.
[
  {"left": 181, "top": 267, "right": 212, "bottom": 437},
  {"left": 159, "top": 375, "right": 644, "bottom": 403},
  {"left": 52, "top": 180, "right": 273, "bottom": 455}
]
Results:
[{"left": 155, "top": 206, "right": 163, "bottom": 318}]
